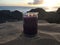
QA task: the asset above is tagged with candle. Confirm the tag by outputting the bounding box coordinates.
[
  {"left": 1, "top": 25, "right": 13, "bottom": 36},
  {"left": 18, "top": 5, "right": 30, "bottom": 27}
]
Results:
[{"left": 23, "top": 12, "right": 38, "bottom": 37}]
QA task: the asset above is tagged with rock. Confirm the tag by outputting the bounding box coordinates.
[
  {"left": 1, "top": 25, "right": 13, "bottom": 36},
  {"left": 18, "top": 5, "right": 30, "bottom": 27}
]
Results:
[
  {"left": 28, "top": 8, "right": 60, "bottom": 24},
  {"left": 0, "top": 10, "right": 23, "bottom": 23}
]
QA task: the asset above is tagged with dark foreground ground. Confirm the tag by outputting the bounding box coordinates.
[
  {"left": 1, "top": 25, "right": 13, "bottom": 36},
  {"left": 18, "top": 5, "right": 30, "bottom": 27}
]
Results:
[{"left": 0, "top": 20, "right": 60, "bottom": 45}]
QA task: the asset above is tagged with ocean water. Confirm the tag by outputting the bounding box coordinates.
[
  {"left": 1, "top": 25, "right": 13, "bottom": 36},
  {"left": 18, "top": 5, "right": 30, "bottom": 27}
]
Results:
[{"left": 0, "top": 6, "right": 37, "bottom": 13}]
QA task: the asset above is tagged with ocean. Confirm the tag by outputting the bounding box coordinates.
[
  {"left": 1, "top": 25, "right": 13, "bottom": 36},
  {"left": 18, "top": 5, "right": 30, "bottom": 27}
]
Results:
[{"left": 0, "top": 6, "right": 37, "bottom": 13}]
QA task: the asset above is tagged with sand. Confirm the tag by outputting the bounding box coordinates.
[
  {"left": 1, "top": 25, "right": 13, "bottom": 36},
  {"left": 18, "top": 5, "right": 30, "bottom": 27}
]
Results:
[{"left": 0, "top": 20, "right": 60, "bottom": 45}]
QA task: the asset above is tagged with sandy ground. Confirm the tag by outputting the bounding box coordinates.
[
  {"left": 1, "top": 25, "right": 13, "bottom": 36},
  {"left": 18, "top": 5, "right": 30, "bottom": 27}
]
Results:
[{"left": 0, "top": 20, "right": 60, "bottom": 45}]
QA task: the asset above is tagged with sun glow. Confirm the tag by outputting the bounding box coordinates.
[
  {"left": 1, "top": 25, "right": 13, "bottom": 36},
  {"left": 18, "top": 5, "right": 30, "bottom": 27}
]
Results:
[
  {"left": 43, "top": 0, "right": 57, "bottom": 7},
  {"left": 41, "top": 0, "right": 59, "bottom": 11}
]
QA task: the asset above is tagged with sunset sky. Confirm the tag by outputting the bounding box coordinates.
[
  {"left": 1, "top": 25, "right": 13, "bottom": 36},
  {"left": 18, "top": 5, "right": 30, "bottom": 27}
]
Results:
[
  {"left": 0, "top": 0, "right": 60, "bottom": 6},
  {"left": 0, "top": 0, "right": 33, "bottom": 6},
  {"left": 0, "top": 0, "right": 60, "bottom": 11}
]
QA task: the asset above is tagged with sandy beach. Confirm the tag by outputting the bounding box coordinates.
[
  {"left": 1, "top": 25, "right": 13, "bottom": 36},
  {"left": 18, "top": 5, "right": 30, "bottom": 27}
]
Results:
[{"left": 0, "top": 20, "right": 60, "bottom": 45}]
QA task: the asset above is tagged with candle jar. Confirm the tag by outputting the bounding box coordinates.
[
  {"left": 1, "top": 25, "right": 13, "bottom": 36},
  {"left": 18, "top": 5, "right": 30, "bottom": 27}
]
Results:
[{"left": 23, "top": 12, "right": 38, "bottom": 37}]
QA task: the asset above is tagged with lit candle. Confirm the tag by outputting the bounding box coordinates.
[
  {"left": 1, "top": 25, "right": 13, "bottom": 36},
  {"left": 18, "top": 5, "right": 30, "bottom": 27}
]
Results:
[{"left": 23, "top": 12, "right": 38, "bottom": 37}]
